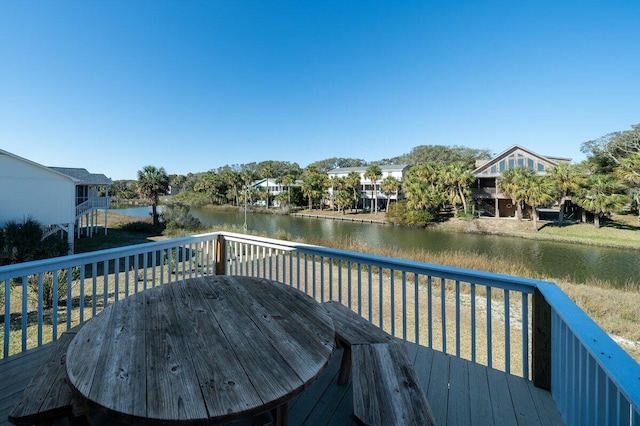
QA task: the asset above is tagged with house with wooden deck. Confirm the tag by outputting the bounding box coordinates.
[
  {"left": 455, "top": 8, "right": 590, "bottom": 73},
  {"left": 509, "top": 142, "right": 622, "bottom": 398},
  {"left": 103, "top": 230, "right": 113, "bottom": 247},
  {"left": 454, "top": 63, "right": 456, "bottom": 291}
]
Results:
[
  {"left": 472, "top": 145, "right": 571, "bottom": 218},
  {"left": 0, "top": 149, "right": 112, "bottom": 252}
]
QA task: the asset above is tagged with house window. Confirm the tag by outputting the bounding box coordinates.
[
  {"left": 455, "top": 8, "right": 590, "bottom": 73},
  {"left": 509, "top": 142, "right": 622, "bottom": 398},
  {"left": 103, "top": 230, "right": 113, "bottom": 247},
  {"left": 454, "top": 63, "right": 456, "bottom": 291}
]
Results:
[
  {"left": 528, "top": 159, "right": 534, "bottom": 169},
  {"left": 538, "top": 163, "right": 545, "bottom": 172},
  {"left": 499, "top": 160, "right": 505, "bottom": 172},
  {"left": 517, "top": 157, "right": 524, "bottom": 167},
  {"left": 508, "top": 159, "right": 515, "bottom": 168},
  {"left": 490, "top": 165, "right": 497, "bottom": 174}
]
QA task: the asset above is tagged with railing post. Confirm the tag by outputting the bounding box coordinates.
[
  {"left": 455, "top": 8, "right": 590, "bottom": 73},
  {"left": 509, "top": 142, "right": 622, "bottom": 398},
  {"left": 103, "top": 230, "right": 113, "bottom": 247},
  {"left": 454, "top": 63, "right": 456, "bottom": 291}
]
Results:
[
  {"left": 533, "top": 287, "right": 551, "bottom": 390},
  {"left": 215, "top": 235, "right": 227, "bottom": 275}
]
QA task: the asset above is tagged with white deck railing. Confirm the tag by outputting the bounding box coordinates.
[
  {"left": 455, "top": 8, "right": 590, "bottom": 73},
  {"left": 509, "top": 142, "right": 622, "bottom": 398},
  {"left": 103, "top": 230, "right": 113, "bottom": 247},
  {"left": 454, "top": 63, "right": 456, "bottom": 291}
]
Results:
[
  {"left": 75, "top": 196, "right": 110, "bottom": 218},
  {"left": 1, "top": 232, "right": 638, "bottom": 425}
]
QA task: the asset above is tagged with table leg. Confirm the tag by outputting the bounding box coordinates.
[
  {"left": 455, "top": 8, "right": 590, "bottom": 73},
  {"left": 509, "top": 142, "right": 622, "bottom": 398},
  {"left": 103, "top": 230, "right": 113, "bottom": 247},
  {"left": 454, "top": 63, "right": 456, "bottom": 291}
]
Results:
[
  {"left": 272, "top": 402, "right": 288, "bottom": 426},
  {"left": 337, "top": 346, "right": 352, "bottom": 385}
]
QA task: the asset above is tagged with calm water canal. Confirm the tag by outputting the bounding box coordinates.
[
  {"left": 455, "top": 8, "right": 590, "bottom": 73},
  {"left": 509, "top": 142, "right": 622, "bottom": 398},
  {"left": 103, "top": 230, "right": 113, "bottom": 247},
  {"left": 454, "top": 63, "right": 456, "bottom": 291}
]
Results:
[{"left": 113, "top": 206, "right": 639, "bottom": 287}]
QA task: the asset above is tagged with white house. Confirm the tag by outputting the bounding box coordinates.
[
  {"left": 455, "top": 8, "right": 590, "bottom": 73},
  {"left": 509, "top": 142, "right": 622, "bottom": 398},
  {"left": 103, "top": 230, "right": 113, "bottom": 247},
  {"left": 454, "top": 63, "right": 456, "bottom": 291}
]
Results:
[
  {"left": 249, "top": 178, "right": 299, "bottom": 207},
  {"left": 327, "top": 164, "right": 409, "bottom": 210},
  {"left": 0, "top": 149, "right": 112, "bottom": 252}
]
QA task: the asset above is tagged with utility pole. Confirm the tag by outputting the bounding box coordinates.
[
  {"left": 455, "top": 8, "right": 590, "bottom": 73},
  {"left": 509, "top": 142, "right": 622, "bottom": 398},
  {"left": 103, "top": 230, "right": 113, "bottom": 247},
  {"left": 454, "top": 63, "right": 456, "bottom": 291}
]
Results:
[{"left": 243, "top": 186, "right": 248, "bottom": 231}]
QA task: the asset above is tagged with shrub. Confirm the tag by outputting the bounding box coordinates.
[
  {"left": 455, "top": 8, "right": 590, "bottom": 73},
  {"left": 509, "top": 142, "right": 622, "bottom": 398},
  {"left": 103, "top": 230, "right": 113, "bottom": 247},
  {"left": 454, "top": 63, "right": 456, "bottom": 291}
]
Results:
[
  {"left": 28, "top": 266, "right": 81, "bottom": 309},
  {"left": 161, "top": 203, "right": 202, "bottom": 230},
  {"left": 0, "top": 217, "right": 69, "bottom": 265},
  {"left": 0, "top": 217, "right": 44, "bottom": 264},
  {"left": 406, "top": 210, "right": 435, "bottom": 227},
  {"left": 385, "top": 201, "right": 436, "bottom": 227},
  {"left": 120, "top": 221, "right": 162, "bottom": 234},
  {"left": 385, "top": 201, "right": 408, "bottom": 224}
]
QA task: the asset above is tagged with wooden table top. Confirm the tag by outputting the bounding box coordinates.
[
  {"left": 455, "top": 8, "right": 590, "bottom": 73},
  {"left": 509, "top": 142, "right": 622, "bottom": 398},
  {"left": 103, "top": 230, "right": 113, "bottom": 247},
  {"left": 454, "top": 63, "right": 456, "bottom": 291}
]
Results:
[{"left": 65, "top": 275, "right": 335, "bottom": 424}]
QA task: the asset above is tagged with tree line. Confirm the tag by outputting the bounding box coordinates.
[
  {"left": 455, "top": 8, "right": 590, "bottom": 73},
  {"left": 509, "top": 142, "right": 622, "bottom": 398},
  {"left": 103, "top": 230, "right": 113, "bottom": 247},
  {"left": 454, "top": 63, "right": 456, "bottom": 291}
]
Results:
[{"left": 120, "top": 127, "right": 640, "bottom": 230}]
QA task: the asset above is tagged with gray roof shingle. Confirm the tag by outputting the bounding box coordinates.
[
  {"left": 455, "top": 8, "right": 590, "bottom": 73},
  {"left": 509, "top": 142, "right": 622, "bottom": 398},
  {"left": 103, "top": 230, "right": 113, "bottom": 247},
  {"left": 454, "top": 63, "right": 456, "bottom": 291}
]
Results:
[{"left": 48, "top": 167, "right": 113, "bottom": 185}]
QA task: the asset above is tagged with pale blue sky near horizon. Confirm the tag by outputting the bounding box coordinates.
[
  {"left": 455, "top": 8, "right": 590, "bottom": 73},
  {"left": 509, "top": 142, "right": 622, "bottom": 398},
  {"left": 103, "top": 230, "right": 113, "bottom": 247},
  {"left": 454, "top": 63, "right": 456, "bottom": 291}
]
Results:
[{"left": 1, "top": 1, "right": 639, "bottom": 180}]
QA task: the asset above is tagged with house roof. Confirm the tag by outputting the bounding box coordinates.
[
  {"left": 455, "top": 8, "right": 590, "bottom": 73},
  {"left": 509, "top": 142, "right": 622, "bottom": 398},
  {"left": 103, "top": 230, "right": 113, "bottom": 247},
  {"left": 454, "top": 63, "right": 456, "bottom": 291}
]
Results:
[
  {"left": 48, "top": 167, "right": 113, "bottom": 186},
  {"left": 1, "top": 149, "right": 113, "bottom": 185},
  {"left": 0, "top": 149, "right": 79, "bottom": 182},
  {"left": 472, "top": 145, "right": 571, "bottom": 177}
]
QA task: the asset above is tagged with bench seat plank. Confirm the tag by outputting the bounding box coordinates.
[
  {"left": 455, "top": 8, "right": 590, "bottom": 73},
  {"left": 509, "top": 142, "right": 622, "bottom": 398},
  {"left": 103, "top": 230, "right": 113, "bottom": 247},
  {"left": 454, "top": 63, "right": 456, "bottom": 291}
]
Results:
[
  {"left": 8, "top": 327, "right": 83, "bottom": 425},
  {"left": 323, "top": 301, "right": 394, "bottom": 385},
  {"left": 352, "top": 342, "right": 436, "bottom": 426},
  {"left": 323, "top": 301, "right": 394, "bottom": 346}
]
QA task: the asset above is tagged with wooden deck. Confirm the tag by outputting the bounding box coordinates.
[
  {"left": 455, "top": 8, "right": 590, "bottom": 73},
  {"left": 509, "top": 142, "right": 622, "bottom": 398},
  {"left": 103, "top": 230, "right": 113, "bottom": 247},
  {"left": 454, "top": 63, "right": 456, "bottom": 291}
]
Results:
[{"left": 0, "top": 341, "right": 564, "bottom": 426}]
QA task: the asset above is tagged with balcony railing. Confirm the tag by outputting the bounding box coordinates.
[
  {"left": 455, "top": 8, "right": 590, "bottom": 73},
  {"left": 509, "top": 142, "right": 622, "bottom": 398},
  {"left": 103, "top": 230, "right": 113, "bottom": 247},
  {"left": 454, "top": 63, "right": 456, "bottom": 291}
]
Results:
[
  {"left": 1, "top": 232, "right": 639, "bottom": 425},
  {"left": 75, "top": 196, "right": 110, "bottom": 218}
]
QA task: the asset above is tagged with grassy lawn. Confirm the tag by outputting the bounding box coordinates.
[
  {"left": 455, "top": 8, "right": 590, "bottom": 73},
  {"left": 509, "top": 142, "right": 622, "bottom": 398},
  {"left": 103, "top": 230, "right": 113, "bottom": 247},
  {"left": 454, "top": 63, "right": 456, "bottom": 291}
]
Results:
[
  {"left": 537, "top": 216, "right": 640, "bottom": 248},
  {"left": 74, "top": 215, "right": 165, "bottom": 253}
]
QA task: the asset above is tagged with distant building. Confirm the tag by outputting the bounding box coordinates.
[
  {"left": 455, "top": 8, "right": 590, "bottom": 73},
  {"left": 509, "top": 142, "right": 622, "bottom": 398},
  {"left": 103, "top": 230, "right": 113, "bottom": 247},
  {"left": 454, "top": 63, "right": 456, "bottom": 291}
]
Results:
[
  {"left": 472, "top": 145, "right": 571, "bottom": 218},
  {"left": 327, "top": 164, "right": 409, "bottom": 211},
  {"left": 249, "top": 178, "right": 299, "bottom": 208}
]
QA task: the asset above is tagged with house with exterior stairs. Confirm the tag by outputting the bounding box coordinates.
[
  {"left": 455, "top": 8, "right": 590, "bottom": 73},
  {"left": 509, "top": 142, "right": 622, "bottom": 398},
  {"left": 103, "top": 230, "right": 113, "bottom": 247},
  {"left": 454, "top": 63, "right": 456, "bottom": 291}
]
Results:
[
  {"left": 0, "top": 149, "right": 112, "bottom": 252},
  {"left": 472, "top": 145, "right": 571, "bottom": 218}
]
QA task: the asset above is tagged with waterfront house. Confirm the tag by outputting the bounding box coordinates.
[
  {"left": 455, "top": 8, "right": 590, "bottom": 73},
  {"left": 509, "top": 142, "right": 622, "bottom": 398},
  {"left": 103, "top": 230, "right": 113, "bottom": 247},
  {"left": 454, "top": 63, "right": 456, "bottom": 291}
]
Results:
[
  {"left": 0, "top": 149, "right": 112, "bottom": 252},
  {"left": 472, "top": 145, "right": 571, "bottom": 218},
  {"left": 327, "top": 164, "right": 409, "bottom": 211},
  {"left": 249, "top": 178, "right": 299, "bottom": 207}
]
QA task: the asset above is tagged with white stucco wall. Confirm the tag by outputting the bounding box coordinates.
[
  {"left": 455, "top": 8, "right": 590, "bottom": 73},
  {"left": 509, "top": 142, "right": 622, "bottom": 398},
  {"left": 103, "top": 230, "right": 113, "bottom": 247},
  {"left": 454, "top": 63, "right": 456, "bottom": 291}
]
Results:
[{"left": 0, "top": 153, "right": 75, "bottom": 227}]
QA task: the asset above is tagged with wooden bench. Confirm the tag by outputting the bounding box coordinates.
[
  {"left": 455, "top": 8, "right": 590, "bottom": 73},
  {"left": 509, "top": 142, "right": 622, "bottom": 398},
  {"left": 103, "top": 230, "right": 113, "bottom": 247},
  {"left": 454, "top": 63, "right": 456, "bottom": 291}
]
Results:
[
  {"left": 8, "top": 324, "right": 89, "bottom": 426},
  {"left": 323, "top": 301, "right": 436, "bottom": 426},
  {"left": 323, "top": 301, "right": 395, "bottom": 385}
]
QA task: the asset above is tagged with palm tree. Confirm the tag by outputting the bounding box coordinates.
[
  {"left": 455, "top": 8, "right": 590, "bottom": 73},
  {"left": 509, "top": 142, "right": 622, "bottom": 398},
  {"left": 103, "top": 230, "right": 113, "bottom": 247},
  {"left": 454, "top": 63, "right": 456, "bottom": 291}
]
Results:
[
  {"left": 240, "top": 169, "right": 256, "bottom": 204},
  {"left": 259, "top": 165, "right": 273, "bottom": 209},
  {"left": 329, "top": 176, "right": 345, "bottom": 210},
  {"left": 441, "top": 164, "right": 462, "bottom": 217},
  {"left": 614, "top": 153, "right": 640, "bottom": 223},
  {"left": 1, "top": 218, "right": 68, "bottom": 265},
  {"left": 448, "top": 162, "right": 473, "bottom": 215},
  {"left": 522, "top": 176, "right": 555, "bottom": 230},
  {"left": 574, "top": 175, "right": 629, "bottom": 228},
  {"left": 403, "top": 167, "right": 444, "bottom": 212},
  {"left": 137, "top": 165, "right": 170, "bottom": 226},
  {"left": 334, "top": 190, "right": 353, "bottom": 214},
  {"left": 497, "top": 167, "right": 535, "bottom": 220},
  {"left": 364, "top": 165, "right": 383, "bottom": 214},
  {"left": 381, "top": 175, "right": 401, "bottom": 206},
  {"left": 345, "top": 171, "right": 361, "bottom": 212},
  {"left": 277, "top": 174, "right": 295, "bottom": 205},
  {"left": 547, "top": 164, "right": 583, "bottom": 224},
  {"left": 301, "top": 166, "right": 328, "bottom": 211}
]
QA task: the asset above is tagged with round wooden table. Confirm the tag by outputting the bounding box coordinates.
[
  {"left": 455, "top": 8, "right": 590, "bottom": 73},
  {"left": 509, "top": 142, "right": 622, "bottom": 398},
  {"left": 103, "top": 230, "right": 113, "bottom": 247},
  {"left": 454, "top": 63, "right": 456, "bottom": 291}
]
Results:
[{"left": 66, "top": 275, "right": 335, "bottom": 425}]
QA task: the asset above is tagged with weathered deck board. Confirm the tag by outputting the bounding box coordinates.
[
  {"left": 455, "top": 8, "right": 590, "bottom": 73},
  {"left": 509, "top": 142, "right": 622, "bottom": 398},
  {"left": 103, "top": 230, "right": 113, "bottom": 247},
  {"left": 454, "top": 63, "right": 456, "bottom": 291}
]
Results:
[{"left": 0, "top": 340, "right": 564, "bottom": 426}]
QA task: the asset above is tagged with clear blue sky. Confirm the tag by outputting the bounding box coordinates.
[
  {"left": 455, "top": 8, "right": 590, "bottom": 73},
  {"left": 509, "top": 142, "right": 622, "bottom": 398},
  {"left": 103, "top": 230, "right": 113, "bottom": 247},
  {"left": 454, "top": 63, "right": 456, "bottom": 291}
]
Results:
[{"left": 2, "top": 1, "right": 639, "bottom": 180}]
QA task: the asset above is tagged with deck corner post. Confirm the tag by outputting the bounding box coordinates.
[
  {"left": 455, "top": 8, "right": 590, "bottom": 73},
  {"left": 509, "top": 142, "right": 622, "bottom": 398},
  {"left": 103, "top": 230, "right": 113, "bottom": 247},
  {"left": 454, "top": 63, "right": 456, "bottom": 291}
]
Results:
[
  {"left": 215, "top": 235, "right": 227, "bottom": 276},
  {"left": 532, "top": 287, "right": 551, "bottom": 391}
]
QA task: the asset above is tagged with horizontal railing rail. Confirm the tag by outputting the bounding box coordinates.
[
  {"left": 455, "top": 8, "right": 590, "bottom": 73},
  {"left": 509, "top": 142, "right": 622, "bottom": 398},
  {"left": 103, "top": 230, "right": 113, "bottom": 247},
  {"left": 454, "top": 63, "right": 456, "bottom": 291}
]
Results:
[{"left": 1, "top": 231, "right": 638, "bottom": 424}]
